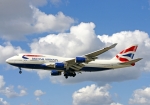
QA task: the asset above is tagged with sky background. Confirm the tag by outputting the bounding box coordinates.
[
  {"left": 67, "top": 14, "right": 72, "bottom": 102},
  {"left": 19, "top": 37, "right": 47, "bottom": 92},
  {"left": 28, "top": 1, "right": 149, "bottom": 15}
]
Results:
[{"left": 0, "top": 0, "right": 150, "bottom": 105}]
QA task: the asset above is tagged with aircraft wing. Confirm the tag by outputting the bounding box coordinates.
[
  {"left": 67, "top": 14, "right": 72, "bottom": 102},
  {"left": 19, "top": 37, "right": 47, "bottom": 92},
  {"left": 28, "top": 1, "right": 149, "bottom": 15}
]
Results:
[
  {"left": 65, "top": 43, "right": 117, "bottom": 71},
  {"left": 65, "top": 59, "right": 84, "bottom": 71},
  {"left": 84, "top": 43, "right": 117, "bottom": 58}
]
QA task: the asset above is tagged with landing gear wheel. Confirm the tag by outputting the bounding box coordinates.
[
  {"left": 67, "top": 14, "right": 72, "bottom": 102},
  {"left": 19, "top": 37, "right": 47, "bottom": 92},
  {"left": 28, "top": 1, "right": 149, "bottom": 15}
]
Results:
[
  {"left": 73, "top": 73, "right": 76, "bottom": 77},
  {"left": 19, "top": 70, "right": 22, "bottom": 74},
  {"left": 19, "top": 67, "right": 22, "bottom": 74},
  {"left": 65, "top": 76, "right": 68, "bottom": 79}
]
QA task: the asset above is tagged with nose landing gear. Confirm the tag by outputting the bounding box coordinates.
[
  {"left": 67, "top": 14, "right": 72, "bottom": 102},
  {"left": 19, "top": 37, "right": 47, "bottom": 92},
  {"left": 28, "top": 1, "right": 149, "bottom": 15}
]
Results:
[{"left": 19, "top": 67, "right": 22, "bottom": 74}]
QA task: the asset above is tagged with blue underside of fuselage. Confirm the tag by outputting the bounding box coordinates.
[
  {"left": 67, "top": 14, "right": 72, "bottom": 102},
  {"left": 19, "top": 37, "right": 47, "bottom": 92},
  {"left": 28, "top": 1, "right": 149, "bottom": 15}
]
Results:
[{"left": 9, "top": 63, "right": 112, "bottom": 72}]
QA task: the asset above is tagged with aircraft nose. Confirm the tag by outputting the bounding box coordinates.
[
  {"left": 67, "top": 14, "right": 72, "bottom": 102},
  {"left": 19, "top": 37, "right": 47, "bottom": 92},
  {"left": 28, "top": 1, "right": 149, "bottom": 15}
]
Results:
[{"left": 6, "top": 58, "right": 11, "bottom": 64}]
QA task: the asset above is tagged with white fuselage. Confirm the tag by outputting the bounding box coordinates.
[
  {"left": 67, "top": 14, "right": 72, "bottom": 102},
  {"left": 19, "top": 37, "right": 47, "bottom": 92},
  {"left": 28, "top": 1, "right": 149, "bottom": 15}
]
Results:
[{"left": 6, "top": 54, "right": 132, "bottom": 72}]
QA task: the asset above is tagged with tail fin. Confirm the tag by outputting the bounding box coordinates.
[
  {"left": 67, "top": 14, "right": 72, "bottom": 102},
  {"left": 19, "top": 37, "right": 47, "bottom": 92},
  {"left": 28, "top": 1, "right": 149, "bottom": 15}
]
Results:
[{"left": 111, "top": 44, "right": 138, "bottom": 65}]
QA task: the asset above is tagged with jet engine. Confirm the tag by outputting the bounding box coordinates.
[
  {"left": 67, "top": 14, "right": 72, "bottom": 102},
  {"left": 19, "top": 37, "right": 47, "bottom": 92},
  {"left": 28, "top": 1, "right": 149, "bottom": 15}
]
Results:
[
  {"left": 51, "top": 70, "right": 61, "bottom": 76},
  {"left": 75, "top": 57, "right": 87, "bottom": 63},
  {"left": 47, "top": 62, "right": 66, "bottom": 68},
  {"left": 54, "top": 62, "right": 65, "bottom": 68}
]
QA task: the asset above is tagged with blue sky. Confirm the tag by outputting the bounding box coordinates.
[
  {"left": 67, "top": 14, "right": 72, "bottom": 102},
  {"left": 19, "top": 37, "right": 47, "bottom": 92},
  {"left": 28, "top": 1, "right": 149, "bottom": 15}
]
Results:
[{"left": 0, "top": 0, "right": 150, "bottom": 105}]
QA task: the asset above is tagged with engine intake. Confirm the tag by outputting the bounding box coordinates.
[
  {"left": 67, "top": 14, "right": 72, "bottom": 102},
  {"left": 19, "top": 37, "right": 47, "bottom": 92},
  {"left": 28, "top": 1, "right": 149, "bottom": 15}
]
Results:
[
  {"left": 76, "top": 57, "right": 86, "bottom": 63},
  {"left": 51, "top": 70, "right": 61, "bottom": 76}
]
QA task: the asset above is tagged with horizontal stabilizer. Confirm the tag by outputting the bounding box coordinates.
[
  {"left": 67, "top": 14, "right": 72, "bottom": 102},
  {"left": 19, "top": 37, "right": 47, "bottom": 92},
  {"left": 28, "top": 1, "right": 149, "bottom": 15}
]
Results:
[{"left": 119, "top": 58, "right": 142, "bottom": 65}]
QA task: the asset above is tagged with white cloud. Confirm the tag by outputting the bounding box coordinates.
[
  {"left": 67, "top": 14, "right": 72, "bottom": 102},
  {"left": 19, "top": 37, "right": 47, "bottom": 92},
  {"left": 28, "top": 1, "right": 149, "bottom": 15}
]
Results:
[
  {"left": 0, "top": 0, "right": 33, "bottom": 40},
  {"left": 0, "top": 42, "right": 26, "bottom": 63},
  {"left": 97, "top": 30, "right": 150, "bottom": 71},
  {"left": 29, "top": 0, "right": 47, "bottom": 7},
  {"left": 0, "top": 0, "right": 74, "bottom": 40},
  {"left": 72, "top": 84, "right": 122, "bottom": 105},
  {"left": 0, "top": 86, "right": 27, "bottom": 98},
  {"left": 32, "top": 7, "right": 74, "bottom": 33},
  {"left": 37, "top": 70, "right": 50, "bottom": 79},
  {"left": 29, "top": 22, "right": 150, "bottom": 84},
  {"left": 36, "top": 97, "right": 40, "bottom": 101},
  {"left": 144, "top": 61, "right": 150, "bottom": 71},
  {"left": 129, "top": 87, "right": 150, "bottom": 105},
  {"left": 2, "top": 21, "right": 150, "bottom": 85},
  {"left": 0, "top": 0, "right": 32, "bottom": 21},
  {"left": 30, "top": 22, "right": 102, "bottom": 57},
  {"left": 0, "top": 98, "right": 9, "bottom": 105},
  {"left": 0, "top": 75, "right": 27, "bottom": 98},
  {"left": 110, "top": 103, "right": 123, "bottom": 105},
  {"left": 0, "top": 76, "right": 5, "bottom": 89},
  {"left": 34, "top": 90, "right": 45, "bottom": 96}
]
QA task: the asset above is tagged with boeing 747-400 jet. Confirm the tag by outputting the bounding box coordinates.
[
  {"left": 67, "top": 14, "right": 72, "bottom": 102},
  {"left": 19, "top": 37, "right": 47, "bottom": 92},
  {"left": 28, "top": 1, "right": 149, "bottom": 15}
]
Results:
[{"left": 6, "top": 43, "right": 142, "bottom": 78}]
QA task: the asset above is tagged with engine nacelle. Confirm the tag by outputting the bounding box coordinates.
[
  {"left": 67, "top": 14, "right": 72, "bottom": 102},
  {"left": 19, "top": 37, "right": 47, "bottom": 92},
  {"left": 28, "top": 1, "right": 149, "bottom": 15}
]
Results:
[
  {"left": 54, "top": 62, "right": 65, "bottom": 68},
  {"left": 76, "top": 57, "right": 87, "bottom": 63},
  {"left": 51, "top": 70, "right": 61, "bottom": 76}
]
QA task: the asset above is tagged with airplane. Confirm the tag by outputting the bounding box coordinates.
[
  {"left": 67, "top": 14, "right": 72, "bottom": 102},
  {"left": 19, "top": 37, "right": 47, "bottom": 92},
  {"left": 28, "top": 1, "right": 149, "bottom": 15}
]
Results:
[{"left": 6, "top": 43, "right": 142, "bottom": 79}]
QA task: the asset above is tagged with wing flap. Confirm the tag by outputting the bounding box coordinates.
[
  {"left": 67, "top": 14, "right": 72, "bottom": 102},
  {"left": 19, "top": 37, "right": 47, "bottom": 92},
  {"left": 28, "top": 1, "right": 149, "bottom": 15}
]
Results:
[
  {"left": 70, "top": 66, "right": 80, "bottom": 71},
  {"left": 70, "top": 63, "right": 85, "bottom": 71},
  {"left": 65, "top": 59, "right": 75, "bottom": 65}
]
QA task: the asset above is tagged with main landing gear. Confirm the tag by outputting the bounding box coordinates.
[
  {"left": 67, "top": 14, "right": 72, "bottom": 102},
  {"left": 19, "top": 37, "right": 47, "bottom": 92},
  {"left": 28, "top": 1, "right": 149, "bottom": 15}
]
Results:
[
  {"left": 19, "top": 67, "right": 22, "bottom": 74},
  {"left": 64, "top": 71, "right": 76, "bottom": 79}
]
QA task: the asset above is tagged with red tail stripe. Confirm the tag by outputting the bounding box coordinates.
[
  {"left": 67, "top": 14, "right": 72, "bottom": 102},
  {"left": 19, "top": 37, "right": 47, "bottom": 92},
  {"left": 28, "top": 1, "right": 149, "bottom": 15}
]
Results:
[
  {"left": 116, "top": 55, "right": 129, "bottom": 62},
  {"left": 120, "top": 50, "right": 124, "bottom": 54},
  {"left": 119, "top": 57, "right": 129, "bottom": 62},
  {"left": 120, "top": 46, "right": 137, "bottom": 54}
]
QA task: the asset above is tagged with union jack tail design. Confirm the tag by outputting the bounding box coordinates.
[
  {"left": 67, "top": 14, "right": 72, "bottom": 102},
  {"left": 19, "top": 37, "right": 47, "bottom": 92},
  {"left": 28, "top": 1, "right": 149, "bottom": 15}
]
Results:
[{"left": 111, "top": 44, "right": 138, "bottom": 66}]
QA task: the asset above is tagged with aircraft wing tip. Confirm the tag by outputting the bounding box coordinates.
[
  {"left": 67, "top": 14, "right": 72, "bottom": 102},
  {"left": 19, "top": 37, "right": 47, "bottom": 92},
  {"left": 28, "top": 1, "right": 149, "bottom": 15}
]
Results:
[{"left": 109, "top": 43, "right": 117, "bottom": 48}]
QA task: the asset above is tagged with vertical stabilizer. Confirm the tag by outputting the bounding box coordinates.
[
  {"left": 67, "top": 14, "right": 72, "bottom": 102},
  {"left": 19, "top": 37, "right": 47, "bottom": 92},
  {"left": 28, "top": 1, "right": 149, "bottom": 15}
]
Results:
[{"left": 111, "top": 45, "right": 138, "bottom": 65}]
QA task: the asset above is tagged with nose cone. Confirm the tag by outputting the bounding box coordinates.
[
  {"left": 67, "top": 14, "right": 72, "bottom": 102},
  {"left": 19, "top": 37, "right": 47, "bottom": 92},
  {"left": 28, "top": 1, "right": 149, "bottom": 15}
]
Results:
[{"left": 6, "top": 58, "right": 11, "bottom": 64}]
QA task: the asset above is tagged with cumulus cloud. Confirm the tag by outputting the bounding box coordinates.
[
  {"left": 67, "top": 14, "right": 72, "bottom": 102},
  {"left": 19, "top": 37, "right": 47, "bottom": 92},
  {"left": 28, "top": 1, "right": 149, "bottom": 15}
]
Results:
[
  {"left": 0, "top": 86, "right": 27, "bottom": 98},
  {"left": 72, "top": 84, "right": 122, "bottom": 105},
  {"left": 0, "top": 0, "right": 74, "bottom": 40},
  {"left": 110, "top": 103, "right": 123, "bottom": 105},
  {"left": 0, "top": 0, "right": 33, "bottom": 40},
  {"left": 0, "top": 76, "right": 5, "bottom": 89},
  {"left": 0, "top": 98, "right": 9, "bottom": 105},
  {"left": 2, "top": 20, "right": 150, "bottom": 85},
  {"left": 97, "top": 30, "right": 150, "bottom": 71},
  {"left": 36, "top": 97, "right": 40, "bottom": 101},
  {"left": 0, "top": 42, "right": 26, "bottom": 63},
  {"left": 32, "top": 7, "right": 74, "bottom": 33},
  {"left": 37, "top": 70, "right": 50, "bottom": 79},
  {"left": 144, "top": 61, "right": 150, "bottom": 71},
  {"left": 34, "top": 90, "right": 45, "bottom": 96},
  {"left": 30, "top": 22, "right": 150, "bottom": 84},
  {"left": 30, "top": 22, "right": 102, "bottom": 57},
  {"left": 129, "top": 87, "right": 150, "bottom": 105},
  {"left": 29, "top": 0, "right": 47, "bottom": 7},
  {"left": 0, "top": 75, "right": 27, "bottom": 98}
]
